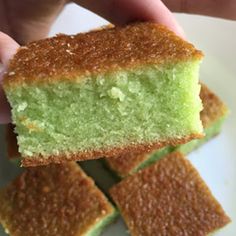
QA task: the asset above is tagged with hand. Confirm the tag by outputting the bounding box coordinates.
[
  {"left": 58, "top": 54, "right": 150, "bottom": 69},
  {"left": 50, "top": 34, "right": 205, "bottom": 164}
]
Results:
[
  {"left": 0, "top": 32, "right": 19, "bottom": 124},
  {"left": 1, "top": 0, "right": 236, "bottom": 124}
]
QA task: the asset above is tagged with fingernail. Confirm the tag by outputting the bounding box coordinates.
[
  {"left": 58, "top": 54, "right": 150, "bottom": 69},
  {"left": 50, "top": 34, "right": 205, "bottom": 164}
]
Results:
[{"left": 175, "top": 23, "right": 186, "bottom": 39}]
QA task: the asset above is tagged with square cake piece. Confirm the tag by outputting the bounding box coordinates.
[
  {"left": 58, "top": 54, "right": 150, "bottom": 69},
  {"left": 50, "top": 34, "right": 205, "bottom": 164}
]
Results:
[
  {"left": 106, "top": 83, "right": 228, "bottom": 177},
  {"left": 3, "top": 22, "right": 203, "bottom": 166},
  {"left": 110, "top": 152, "right": 230, "bottom": 236},
  {"left": 105, "top": 146, "right": 172, "bottom": 178},
  {"left": 0, "top": 163, "right": 117, "bottom": 236}
]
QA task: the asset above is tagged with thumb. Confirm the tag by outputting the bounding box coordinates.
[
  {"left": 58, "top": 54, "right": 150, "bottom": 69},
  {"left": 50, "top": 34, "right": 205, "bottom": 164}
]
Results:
[
  {"left": 0, "top": 32, "right": 19, "bottom": 67},
  {"left": 0, "top": 32, "right": 19, "bottom": 124}
]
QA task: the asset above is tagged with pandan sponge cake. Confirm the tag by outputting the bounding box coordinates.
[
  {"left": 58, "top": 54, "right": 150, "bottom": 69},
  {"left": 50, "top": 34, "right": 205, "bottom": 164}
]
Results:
[
  {"left": 0, "top": 162, "right": 117, "bottom": 236},
  {"left": 104, "top": 146, "right": 172, "bottom": 178},
  {"left": 3, "top": 22, "right": 203, "bottom": 167},
  {"left": 110, "top": 152, "right": 231, "bottom": 236},
  {"left": 175, "top": 83, "right": 228, "bottom": 154},
  {"left": 106, "top": 83, "right": 228, "bottom": 178}
]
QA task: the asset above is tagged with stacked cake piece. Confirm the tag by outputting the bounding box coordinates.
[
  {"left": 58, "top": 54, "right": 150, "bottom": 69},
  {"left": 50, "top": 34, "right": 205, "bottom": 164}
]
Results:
[{"left": 110, "top": 152, "right": 230, "bottom": 236}]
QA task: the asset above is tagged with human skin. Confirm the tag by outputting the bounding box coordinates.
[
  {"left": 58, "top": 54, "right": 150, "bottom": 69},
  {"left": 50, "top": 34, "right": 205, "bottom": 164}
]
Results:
[{"left": 0, "top": 0, "right": 236, "bottom": 124}]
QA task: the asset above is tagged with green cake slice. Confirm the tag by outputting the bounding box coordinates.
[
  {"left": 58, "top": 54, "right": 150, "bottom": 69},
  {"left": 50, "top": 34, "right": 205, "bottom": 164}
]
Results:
[
  {"left": 3, "top": 22, "right": 203, "bottom": 167},
  {"left": 110, "top": 152, "right": 231, "bottom": 236},
  {"left": 0, "top": 162, "right": 117, "bottom": 236},
  {"left": 175, "top": 83, "right": 228, "bottom": 154},
  {"left": 106, "top": 83, "right": 228, "bottom": 178}
]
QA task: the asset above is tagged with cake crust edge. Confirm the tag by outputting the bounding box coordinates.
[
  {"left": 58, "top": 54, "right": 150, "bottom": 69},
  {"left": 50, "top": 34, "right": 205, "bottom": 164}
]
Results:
[{"left": 21, "top": 133, "right": 203, "bottom": 167}]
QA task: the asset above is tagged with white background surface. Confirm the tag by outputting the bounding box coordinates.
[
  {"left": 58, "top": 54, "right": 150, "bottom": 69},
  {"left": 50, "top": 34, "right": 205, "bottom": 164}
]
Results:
[{"left": 0, "top": 3, "right": 236, "bottom": 235}]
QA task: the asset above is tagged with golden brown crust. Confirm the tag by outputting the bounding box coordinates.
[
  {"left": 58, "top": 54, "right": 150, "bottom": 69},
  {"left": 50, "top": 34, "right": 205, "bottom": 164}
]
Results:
[
  {"left": 3, "top": 22, "right": 203, "bottom": 87},
  {"left": 106, "top": 152, "right": 150, "bottom": 178},
  {"left": 110, "top": 152, "right": 231, "bottom": 236},
  {"left": 20, "top": 133, "right": 202, "bottom": 167},
  {"left": 0, "top": 162, "right": 114, "bottom": 236},
  {"left": 106, "top": 83, "right": 228, "bottom": 177},
  {"left": 5, "top": 124, "right": 20, "bottom": 160},
  {"left": 200, "top": 83, "right": 228, "bottom": 128}
]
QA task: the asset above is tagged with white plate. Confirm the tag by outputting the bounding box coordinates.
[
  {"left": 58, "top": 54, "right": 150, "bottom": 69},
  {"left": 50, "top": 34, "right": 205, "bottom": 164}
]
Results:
[{"left": 0, "top": 4, "right": 235, "bottom": 235}]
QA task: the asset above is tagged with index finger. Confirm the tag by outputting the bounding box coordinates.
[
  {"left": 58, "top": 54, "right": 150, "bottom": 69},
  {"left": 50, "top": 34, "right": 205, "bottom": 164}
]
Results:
[
  {"left": 73, "top": 0, "right": 185, "bottom": 37},
  {"left": 162, "top": 0, "right": 236, "bottom": 20}
]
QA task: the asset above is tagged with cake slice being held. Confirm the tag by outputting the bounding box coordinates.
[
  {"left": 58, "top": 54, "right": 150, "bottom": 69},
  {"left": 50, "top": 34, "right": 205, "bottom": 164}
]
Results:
[{"left": 3, "top": 22, "right": 203, "bottom": 166}]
